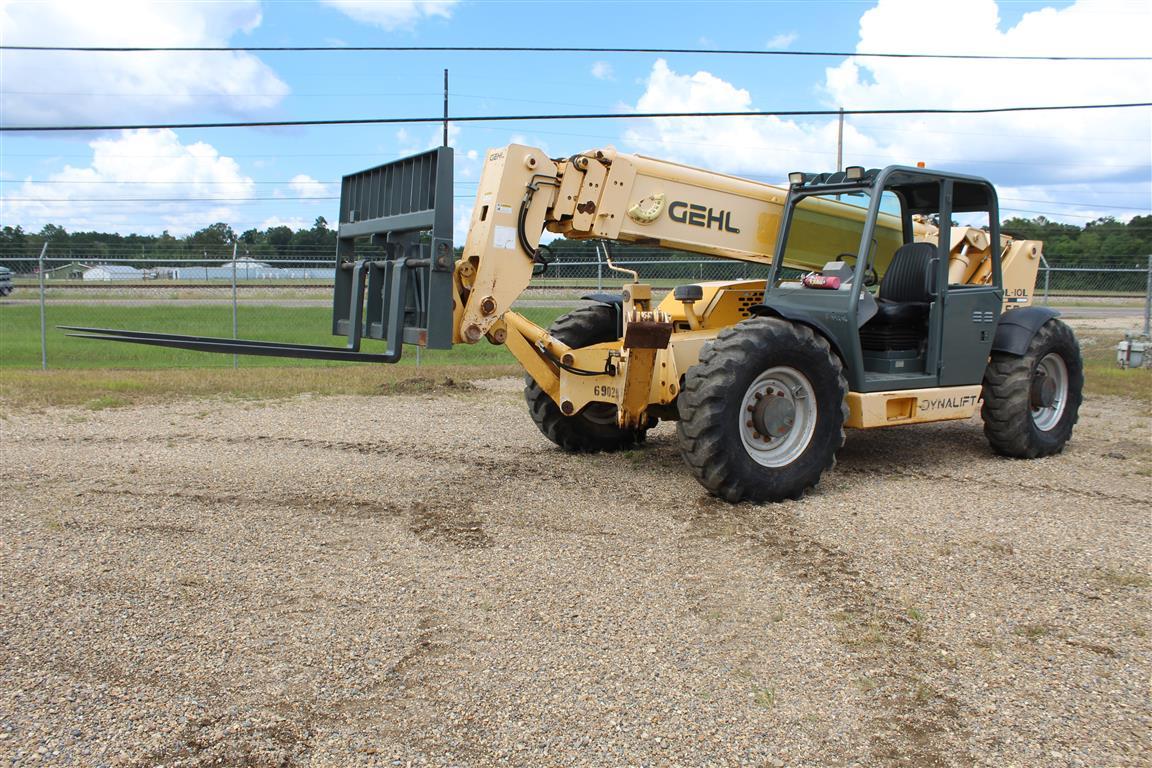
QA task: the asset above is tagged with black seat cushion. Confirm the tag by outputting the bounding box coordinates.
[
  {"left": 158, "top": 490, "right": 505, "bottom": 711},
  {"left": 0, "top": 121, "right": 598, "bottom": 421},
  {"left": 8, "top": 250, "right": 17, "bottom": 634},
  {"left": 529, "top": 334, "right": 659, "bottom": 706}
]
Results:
[
  {"left": 880, "top": 242, "right": 936, "bottom": 304},
  {"left": 860, "top": 242, "right": 935, "bottom": 352},
  {"left": 872, "top": 298, "right": 928, "bottom": 325}
]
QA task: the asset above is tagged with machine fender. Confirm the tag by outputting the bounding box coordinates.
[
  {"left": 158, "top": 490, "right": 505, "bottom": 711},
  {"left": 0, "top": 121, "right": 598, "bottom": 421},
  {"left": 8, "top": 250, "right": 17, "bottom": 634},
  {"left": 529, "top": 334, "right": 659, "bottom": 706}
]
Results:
[
  {"left": 580, "top": 292, "right": 623, "bottom": 305},
  {"left": 991, "top": 306, "right": 1060, "bottom": 357},
  {"left": 579, "top": 293, "right": 624, "bottom": 337},
  {"left": 749, "top": 303, "right": 847, "bottom": 364}
]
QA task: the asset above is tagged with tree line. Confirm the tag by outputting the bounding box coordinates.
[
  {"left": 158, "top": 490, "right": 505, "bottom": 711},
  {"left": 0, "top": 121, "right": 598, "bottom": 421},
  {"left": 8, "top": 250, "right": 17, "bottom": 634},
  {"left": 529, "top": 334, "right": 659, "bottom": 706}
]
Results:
[
  {"left": 1, "top": 214, "right": 1149, "bottom": 270},
  {"left": 0, "top": 218, "right": 338, "bottom": 267}
]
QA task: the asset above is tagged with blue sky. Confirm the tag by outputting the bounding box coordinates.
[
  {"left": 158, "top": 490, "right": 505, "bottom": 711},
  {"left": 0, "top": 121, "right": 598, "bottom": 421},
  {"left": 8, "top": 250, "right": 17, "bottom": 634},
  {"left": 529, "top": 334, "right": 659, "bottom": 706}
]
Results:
[{"left": 1, "top": 0, "right": 1149, "bottom": 242}]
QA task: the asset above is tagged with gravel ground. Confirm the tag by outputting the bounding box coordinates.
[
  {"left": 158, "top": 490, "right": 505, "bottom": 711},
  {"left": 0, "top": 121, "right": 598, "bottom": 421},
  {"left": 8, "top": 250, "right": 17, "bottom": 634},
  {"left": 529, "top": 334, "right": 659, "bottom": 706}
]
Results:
[{"left": 1, "top": 377, "right": 1149, "bottom": 767}]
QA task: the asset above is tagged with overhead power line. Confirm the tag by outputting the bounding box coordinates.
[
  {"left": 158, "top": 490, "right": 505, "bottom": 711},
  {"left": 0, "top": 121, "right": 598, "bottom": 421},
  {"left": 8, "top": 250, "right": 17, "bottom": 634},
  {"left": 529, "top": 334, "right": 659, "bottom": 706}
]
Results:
[
  {"left": 3, "top": 102, "right": 1149, "bottom": 133},
  {"left": 5, "top": 182, "right": 1144, "bottom": 213},
  {"left": 2, "top": 44, "right": 1148, "bottom": 61},
  {"left": 2, "top": 196, "right": 337, "bottom": 202}
]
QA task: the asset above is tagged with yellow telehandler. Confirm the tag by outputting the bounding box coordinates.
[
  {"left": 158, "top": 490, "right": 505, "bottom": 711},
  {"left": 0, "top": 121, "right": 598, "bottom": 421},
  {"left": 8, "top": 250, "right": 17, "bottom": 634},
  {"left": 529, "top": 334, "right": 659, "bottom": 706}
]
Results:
[{"left": 69, "top": 145, "right": 1083, "bottom": 502}]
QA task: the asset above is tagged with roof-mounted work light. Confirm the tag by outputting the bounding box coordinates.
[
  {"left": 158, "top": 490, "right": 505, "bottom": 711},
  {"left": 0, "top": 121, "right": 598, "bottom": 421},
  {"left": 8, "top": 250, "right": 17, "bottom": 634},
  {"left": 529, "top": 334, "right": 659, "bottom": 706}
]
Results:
[
  {"left": 788, "top": 171, "right": 805, "bottom": 185},
  {"left": 845, "top": 165, "right": 864, "bottom": 180}
]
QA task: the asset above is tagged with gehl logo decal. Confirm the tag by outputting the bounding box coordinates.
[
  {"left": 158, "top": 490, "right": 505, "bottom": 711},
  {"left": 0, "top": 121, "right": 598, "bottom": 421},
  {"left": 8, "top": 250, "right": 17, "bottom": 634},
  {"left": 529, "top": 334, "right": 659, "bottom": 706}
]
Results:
[{"left": 669, "top": 201, "right": 740, "bottom": 233}]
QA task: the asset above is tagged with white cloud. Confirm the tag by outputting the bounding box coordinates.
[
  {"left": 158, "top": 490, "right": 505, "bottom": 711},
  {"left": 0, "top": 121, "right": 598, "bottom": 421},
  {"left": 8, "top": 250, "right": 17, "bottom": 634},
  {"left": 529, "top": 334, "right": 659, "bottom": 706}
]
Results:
[
  {"left": 822, "top": 0, "right": 1151, "bottom": 187},
  {"left": 995, "top": 181, "right": 1150, "bottom": 224},
  {"left": 0, "top": 0, "right": 289, "bottom": 125},
  {"left": 1, "top": 130, "right": 255, "bottom": 235},
  {"left": 591, "top": 61, "right": 615, "bottom": 80},
  {"left": 454, "top": 201, "right": 474, "bottom": 247},
  {"left": 260, "top": 216, "right": 312, "bottom": 231},
  {"left": 288, "top": 175, "right": 332, "bottom": 198},
  {"left": 397, "top": 123, "right": 461, "bottom": 155},
  {"left": 622, "top": 0, "right": 1151, "bottom": 222},
  {"left": 765, "top": 32, "right": 797, "bottom": 49},
  {"left": 321, "top": 0, "right": 458, "bottom": 30},
  {"left": 622, "top": 59, "right": 880, "bottom": 179}
]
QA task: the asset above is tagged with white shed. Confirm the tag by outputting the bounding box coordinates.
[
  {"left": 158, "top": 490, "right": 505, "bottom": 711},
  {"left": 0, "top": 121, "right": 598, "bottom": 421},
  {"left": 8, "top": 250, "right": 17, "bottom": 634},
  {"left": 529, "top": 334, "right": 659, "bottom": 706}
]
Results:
[{"left": 82, "top": 265, "right": 145, "bottom": 281}]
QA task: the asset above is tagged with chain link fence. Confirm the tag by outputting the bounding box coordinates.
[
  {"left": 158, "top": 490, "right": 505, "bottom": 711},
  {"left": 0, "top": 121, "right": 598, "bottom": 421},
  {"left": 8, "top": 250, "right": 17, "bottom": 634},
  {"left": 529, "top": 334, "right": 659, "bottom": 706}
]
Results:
[{"left": 2, "top": 245, "right": 1149, "bottom": 370}]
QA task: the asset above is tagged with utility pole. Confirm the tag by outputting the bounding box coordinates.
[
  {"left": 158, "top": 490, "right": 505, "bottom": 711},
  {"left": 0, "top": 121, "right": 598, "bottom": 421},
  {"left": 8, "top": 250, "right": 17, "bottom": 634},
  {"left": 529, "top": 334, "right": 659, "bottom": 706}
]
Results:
[
  {"left": 38, "top": 242, "right": 48, "bottom": 370},
  {"left": 443, "top": 69, "right": 449, "bottom": 147},
  {"left": 836, "top": 107, "right": 844, "bottom": 172}
]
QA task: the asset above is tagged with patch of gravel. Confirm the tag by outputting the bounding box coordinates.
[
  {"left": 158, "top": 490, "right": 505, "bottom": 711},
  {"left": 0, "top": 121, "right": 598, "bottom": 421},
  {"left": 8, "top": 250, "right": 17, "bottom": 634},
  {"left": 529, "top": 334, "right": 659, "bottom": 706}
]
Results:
[
  {"left": 1, "top": 382, "right": 1148, "bottom": 767},
  {"left": 471, "top": 377, "right": 526, "bottom": 393}
]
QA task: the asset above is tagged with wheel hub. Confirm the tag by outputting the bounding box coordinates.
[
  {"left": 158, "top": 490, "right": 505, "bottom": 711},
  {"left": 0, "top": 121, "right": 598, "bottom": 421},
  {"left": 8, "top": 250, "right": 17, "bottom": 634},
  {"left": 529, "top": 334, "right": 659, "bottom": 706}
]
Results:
[
  {"left": 1030, "top": 370, "right": 1056, "bottom": 409},
  {"left": 752, "top": 389, "right": 796, "bottom": 438},
  {"left": 738, "top": 367, "right": 817, "bottom": 468},
  {"left": 1030, "top": 352, "right": 1069, "bottom": 432}
]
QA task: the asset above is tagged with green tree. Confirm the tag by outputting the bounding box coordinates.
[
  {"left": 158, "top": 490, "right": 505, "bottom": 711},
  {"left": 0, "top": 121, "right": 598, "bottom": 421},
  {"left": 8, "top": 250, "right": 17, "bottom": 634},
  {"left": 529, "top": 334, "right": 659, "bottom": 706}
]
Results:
[
  {"left": 187, "top": 222, "right": 237, "bottom": 255},
  {"left": 0, "top": 225, "right": 27, "bottom": 270},
  {"left": 264, "top": 225, "right": 295, "bottom": 260}
]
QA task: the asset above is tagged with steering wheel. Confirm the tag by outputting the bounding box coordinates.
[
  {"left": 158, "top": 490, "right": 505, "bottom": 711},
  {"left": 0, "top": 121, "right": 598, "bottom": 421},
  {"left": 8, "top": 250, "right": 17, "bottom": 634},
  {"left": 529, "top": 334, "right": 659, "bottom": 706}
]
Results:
[{"left": 836, "top": 252, "right": 878, "bottom": 287}]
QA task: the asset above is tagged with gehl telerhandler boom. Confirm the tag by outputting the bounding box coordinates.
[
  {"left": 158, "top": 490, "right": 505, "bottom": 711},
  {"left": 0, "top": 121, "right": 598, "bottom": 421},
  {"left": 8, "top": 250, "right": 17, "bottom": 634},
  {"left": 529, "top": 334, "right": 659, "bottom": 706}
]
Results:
[{"left": 69, "top": 145, "right": 1083, "bottom": 502}]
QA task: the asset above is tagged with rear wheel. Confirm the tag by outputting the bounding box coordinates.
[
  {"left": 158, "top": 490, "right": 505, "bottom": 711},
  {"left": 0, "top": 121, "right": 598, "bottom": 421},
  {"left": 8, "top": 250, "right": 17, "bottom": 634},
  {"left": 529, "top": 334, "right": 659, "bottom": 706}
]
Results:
[
  {"left": 524, "top": 303, "right": 647, "bottom": 452},
  {"left": 982, "top": 318, "right": 1083, "bottom": 458},
  {"left": 677, "top": 317, "right": 848, "bottom": 502}
]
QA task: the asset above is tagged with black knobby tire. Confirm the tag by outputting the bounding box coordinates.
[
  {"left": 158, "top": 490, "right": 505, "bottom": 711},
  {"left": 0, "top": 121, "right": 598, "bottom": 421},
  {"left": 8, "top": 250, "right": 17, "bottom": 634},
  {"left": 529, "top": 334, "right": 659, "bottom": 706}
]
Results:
[
  {"left": 982, "top": 318, "right": 1083, "bottom": 459},
  {"left": 677, "top": 317, "right": 848, "bottom": 503},
  {"left": 524, "top": 303, "right": 647, "bottom": 452}
]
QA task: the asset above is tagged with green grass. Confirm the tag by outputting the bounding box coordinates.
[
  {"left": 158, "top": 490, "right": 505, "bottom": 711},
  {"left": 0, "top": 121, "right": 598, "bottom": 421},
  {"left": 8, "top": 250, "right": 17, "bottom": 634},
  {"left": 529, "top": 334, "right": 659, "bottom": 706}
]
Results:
[
  {"left": 0, "top": 302, "right": 564, "bottom": 411},
  {"left": 751, "top": 687, "right": 776, "bottom": 708},
  {"left": 1096, "top": 568, "right": 1152, "bottom": 589},
  {"left": 0, "top": 303, "right": 565, "bottom": 370},
  {"left": 3, "top": 301, "right": 1148, "bottom": 412},
  {"left": 83, "top": 394, "right": 131, "bottom": 411},
  {"left": 1013, "top": 623, "right": 1052, "bottom": 640},
  {"left": 1076, "top": 331, "right": 1152, "bottom": 404}
]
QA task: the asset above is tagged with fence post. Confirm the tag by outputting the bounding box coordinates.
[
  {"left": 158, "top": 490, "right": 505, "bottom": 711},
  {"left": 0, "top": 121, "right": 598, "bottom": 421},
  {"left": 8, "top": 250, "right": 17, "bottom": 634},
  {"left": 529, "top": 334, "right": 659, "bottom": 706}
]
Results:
[
  {"left": 231, "top": 244, "right": 238, "bottom": 369},
  {"left": 38, "top": 242, "right": 48, "bottom": 370},
  {"left": 1039, "top": 253, "right": 1050, "bottom": 305},
  {"left": 1144, "top": 254, "right": 1151, "bottom": 338}
]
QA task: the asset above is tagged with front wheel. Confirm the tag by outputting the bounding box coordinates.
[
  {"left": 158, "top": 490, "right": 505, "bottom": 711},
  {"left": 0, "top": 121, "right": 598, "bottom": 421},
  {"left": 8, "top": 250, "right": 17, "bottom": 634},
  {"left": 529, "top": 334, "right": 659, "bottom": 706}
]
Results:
[
  {"left": 982, "top": 318, "right": 1083, "bottom": 458},
  {"left": 524, "top": 303, "right": 647, "bottom": 452},
  {"left": 677, "top": 317, "right": 848, "bottom": 502}
]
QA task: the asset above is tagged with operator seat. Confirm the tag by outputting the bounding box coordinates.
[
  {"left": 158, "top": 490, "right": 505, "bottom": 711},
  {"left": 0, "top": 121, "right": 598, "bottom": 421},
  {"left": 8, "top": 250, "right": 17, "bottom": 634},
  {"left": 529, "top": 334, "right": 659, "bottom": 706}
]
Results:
[{"left": 860, "top": 241, "right": 936, "bottom": 351}]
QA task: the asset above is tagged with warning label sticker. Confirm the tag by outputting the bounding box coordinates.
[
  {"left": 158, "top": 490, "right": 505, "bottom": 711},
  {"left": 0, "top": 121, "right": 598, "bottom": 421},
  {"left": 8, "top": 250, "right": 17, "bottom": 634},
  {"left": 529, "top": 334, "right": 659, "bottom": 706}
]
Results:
[{"left": 493, "top": 225, "right": 517, "bottom": 250}]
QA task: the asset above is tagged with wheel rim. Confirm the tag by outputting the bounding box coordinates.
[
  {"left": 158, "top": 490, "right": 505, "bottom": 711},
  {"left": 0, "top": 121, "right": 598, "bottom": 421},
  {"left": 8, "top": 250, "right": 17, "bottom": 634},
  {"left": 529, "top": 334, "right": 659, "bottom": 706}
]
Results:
[
  {"left": 738, "top": 366, "right": 818, "bottom": 468},
  {"left": 1030, "top": 352, "right": 1068, "bottom": 432}
]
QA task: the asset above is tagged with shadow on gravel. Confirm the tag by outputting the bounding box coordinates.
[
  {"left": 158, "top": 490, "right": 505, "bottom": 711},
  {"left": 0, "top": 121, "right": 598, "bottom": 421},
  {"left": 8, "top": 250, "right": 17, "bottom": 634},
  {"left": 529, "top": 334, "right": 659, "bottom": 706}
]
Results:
[
  {"left": 408, "top": 500, "right": 492, "bottom": 549},
  {"left": 836, "top": 418, "right": 988, "bottom": 473},
  {"left": 136, "top": 711, "right": 312, "bottom": 768}
]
